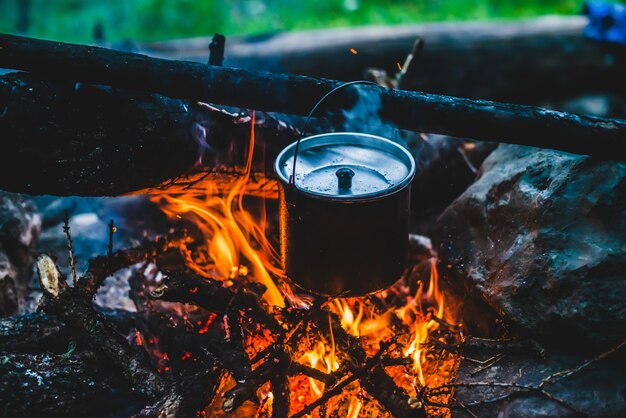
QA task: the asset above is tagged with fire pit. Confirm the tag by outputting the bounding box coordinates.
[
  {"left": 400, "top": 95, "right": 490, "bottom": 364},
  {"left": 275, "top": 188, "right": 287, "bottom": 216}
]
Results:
[
  {"left": 24, "top": 122, "right": 461, "bottom": 417},
  {"left": 0, "top": 28, "right": 625, "bottom": 418}
]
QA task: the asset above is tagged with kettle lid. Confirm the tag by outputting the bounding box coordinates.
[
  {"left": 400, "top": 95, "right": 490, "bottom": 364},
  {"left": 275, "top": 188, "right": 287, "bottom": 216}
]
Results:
[{"left": 275, "top": 133, "right": 415, "bottom": 200}]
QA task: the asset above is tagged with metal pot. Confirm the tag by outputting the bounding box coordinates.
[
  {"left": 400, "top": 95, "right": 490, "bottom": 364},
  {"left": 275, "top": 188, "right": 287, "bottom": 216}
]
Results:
[{"left": 274, "top": 132, "right": 416, "bottom": 297}]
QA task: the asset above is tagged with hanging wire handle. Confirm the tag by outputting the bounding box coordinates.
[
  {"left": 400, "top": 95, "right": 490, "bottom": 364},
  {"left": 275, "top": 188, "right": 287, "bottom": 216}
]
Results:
[{"left": 289, "top": 80, "right": 380, "bottom": 186}]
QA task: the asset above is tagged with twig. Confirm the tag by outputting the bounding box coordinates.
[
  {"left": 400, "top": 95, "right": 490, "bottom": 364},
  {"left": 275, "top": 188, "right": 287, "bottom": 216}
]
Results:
[
  {"left": 426, "top": 340, "right": 626, "bottom": 417},
  {"left": 427, "top": 381, "right": 585, "bottom": 416},
  {"left": 108, "top": 219, "right": 115, "bottom": 256},
  {"left": 469, "top": 353, "right": 506, "bottom": 376},
  {"left": 381, "top": 356, "right": 414, "bottom": 367},
  {"left": 270, "top": 346, "right": 291, "bottom": 418},
  {"left": 208, "top": 33, "right": 226, "bottom": 66},
  {"left": 396, "top": 37, "right": 424, "bottom": 88},
  {"left": 36, "top": 254, "right": 166, "bottom": 399},
  {"left": 291, "top": 339, "right": 410, "bottom": 418},
  {"left": 457, "top": 400, "right": 479, "bottom": 418},
  {"left": 289, "top": 363, "right": 336, "bottom": 385},
  {"left": 62, "top": 210, "right": 77, "bottom": 283},
  {"left": 75, "top": 230, "right": 193, "bottom": 298},
  {"left": 290, "top": 372, "right": 359, "bottom": 418},
  {"left": 457, "top": 145, "right": 478, "bottom": 174},
  {"left": 428, "top": 335, "right": 546, "bottom": 359},
  {"left": 540, "top": 338, "right": 626, "bottom": 387}
]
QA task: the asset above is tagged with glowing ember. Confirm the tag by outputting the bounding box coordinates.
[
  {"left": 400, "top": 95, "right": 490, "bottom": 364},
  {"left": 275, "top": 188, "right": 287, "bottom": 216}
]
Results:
[{"left": 347, "top": 397, "right": 362, "bottom": 418}]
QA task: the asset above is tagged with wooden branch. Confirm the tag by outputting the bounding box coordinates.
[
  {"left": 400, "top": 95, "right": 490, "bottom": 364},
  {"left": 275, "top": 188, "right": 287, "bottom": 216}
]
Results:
[
  {"left": 149, "top": 271, "right": 283, "bottom": 334},
  {"left": 208, "top": 33, "right": 225, "bottom": 66},
  {"left": 1, "top": 34, "right": 625, "bottom": 160},
  {"left": 36, "top": 254, "right": 167, "bottom": 399},
  {"left": 36, "top": 252, "right": 227, "bottom": 417}
]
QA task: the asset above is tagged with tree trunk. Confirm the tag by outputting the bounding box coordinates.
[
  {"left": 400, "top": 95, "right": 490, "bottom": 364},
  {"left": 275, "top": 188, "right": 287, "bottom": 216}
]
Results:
[{"left": 143, "top": 16, "right": 626, "bottom": 103}]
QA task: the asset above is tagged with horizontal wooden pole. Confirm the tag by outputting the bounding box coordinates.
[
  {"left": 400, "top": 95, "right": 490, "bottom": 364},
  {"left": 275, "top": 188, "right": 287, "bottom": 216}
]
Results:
[{"left": 0, "top": 33, "right": 625, "bottom": 160}]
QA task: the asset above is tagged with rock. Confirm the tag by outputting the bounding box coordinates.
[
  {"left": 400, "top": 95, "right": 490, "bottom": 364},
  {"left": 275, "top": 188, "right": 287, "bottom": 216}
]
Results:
[
  {"left": 35, "top": 195, "right": 168, "bottom": 278},
  {"left": 0, "top": 192, "right": 41, "bottom": 316},
  {"left": 452, "top": 342, "right": 626, "bottom": 418},
  {"left": 410, "top": 135, "right": 497, "bottom": 236},
  {"left": 436, "top": 144, "right": 626, "bottom": 348}
]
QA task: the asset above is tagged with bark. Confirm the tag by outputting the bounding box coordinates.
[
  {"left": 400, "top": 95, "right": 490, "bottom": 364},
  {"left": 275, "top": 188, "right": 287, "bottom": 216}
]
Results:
[
  {"left": 0, "top": 312, "right": 65, "bottom": 352},
  {"left": 0, "top": 351, "right": 144, "bottom": 418}
]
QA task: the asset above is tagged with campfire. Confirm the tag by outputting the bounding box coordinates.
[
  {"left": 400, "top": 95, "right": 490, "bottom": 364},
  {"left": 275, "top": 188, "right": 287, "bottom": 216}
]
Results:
[
  {"left": 1, "top": 23, "right": 625, "bottom": 418},
  {"left": 32, "top": 113, "right": 462, "bottom": 417},
  {"left": 152, "top": 117, "right": 461, "bottom": 417}
]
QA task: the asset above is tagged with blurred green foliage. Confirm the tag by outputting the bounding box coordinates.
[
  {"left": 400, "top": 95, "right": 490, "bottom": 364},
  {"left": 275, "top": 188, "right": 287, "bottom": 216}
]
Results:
[{"left": 0, "top": 0, "right": 582, "bottom": 43}]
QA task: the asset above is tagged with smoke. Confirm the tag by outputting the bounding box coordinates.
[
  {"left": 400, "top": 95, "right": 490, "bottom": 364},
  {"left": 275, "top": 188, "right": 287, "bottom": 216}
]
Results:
[{"left": 340, "top": 85, "right": 414, "bottom": 150}]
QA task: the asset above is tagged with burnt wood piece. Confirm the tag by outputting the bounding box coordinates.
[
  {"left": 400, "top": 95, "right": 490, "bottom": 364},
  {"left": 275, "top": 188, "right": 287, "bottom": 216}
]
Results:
[
  {"left": 0, "top": 72, "right": 196, "bottom": 196},
  {"left": 0, "top": 309, "right": 144, "bottom": 353},
  {"left": 295, "top": 306, "right": 426, "bottom": 418},
  {"left": 1, "top": 34, "right": 625, "bottom": 160},
  {"left": 149, "top": 272, "right": 283, "bottom": 404},
  {"left": 0, "top": 312, "right": 66, "bottom": 352},
  {"left": 0, "top": 351, "right": 144, "bottom": 418},
  {"left": 128, "top": 270, "right": 250, "bottom": 382},
  {"left": 208, "top": 33, "right": 226, "bottom": 66},
  {"left": 150, "top": 271, "right": 283, "bottom": 334},
  {"left": 37, "top": 257, "right": 168, "bottom": 400},
  {"left": 36, "top": 253, "right": 225, "bottom": 417},
  {"left": 138, "top": 355, "right": 223, "bottom": 418},
  {"left": 75, "top": 230, "right": 195, "bottom": 297},
  {"left": 144, "top": 17, "right": 625, "bottom": 103},
  {"left": 0, "top": 72, "right": 299, "bottom": 196}
]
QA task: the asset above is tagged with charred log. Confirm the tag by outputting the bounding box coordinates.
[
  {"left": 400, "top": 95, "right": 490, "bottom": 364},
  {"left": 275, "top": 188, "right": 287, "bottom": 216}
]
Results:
[
  {"left": 128, "top": 270, "right": 251, "bottom": 383},
  {"left": 1, "top": 34, "right": 625, "bottom": 161},
  {"left": 0, "top": 72, "right": 299, "bottom": 196},
  {"left": 36, "top": 250, "right": 228, "bottom": 417},
  {"left": 0, "top": 312, "right": 66, "bottom": 352},
  {"left": 36, "top": 254, "right": 167, "bottom": 399},
  {"left": 0, "top": 72, "right": 196, "bottom": 196},
  {"left": 150, "top": 271, "right": 283, "bottom": 335},
  {"left": 0, "top": 351, "right": 144, "bottom": 418}
]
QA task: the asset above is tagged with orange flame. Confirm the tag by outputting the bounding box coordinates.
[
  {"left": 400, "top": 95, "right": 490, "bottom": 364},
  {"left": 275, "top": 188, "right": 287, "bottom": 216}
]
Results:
[
  {"left": 153, "top": 111, "right": 459, "bottom": 415},
  {"left": 398, "top": 257, "right": 445, "bottom": 386},
  {"left": 152, "top": 112, "right": 284, "bottom": 307}
]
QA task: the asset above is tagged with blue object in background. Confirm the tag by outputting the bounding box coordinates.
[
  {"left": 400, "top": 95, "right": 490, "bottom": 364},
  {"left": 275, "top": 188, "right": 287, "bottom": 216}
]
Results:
[{"left": 583, "top": 1, "right": 626, "bottom": 45}]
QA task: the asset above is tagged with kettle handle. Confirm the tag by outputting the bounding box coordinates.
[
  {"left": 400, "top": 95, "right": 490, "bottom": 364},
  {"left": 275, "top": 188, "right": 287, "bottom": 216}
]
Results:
[{"left": 289, "top": 80, "right": 380, "bottom": 187}]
